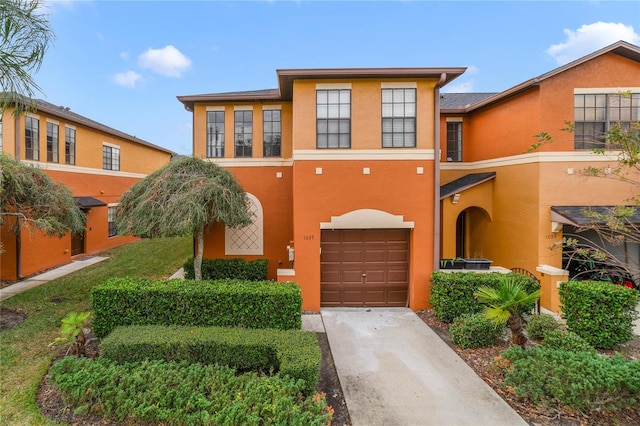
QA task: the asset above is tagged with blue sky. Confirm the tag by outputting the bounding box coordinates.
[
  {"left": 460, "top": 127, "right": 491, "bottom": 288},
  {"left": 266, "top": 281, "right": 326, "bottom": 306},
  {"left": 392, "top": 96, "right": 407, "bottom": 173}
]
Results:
[{"left": 37, "top": 0, "right": 640, "bottom": 155}]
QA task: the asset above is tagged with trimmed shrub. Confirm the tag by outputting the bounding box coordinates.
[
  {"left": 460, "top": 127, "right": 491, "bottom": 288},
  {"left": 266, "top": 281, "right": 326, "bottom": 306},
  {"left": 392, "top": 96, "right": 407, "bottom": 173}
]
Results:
[
  {"left": 559, "top": 280, "right": 639, "bottom": 349},
  {"left": 49, "top": 357, "right": 332, "bottom": 425},
  {"left": 430, "top": 272, "right": 539, "bottom": 323},
  {"left": 91, "top": 278, "right": 302, "bottom": 338},
  {"left": 101, "top": 325, "right": 320, "bottom": 395},
  {"left": 525, "top": 313, "right": 561, "bottom": 341},
  {"left": 501, "top": 345, "right": 640, "bottom": 412},
  {"left": 183, "top": 257, "right": 268, "bottom": 281},
  {"left": 540, "top": 330, "right": 596, "bottom": 354},
  {"left": 449, "top": 313, "right": 503, "bottom": 349}
]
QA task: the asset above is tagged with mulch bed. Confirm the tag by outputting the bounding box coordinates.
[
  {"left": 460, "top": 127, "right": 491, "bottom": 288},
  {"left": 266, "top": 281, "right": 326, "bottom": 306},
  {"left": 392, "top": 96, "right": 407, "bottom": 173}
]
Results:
[{"left": 416, "top": 309, "right": 640, "bottom": 426}]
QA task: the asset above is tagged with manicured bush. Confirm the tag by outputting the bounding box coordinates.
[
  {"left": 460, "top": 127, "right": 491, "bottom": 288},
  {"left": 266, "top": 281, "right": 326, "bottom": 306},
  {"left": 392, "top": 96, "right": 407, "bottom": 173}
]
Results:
[
  {"left": 525, "top": 313, "right": 561, "bottom": 341},
  {"left": 91, "top": 278, "right": 302, "bottom": 338},
  {"left": 430, "top": 272, "right": 539, "bottom": 323},
  {"left": 49, "top": 357, "right": 332, "bottom": 425},
  {"left": 559, "top": 280, "right": 639, "bottom": 349},
  {"left": 183, "top": 257, "right": 268, "bottom": 281},
  {"left": 501, "top": 345, "right": 640, "bottom": 412},
  {"left": 101, "top": 325, "right": 320, "bottom": 395},
  {"left": 539, "top": 330, "right": 596, "bottom": 354},
  {"left": 449, "top": 313, "right": 503, "bottom": 349}
]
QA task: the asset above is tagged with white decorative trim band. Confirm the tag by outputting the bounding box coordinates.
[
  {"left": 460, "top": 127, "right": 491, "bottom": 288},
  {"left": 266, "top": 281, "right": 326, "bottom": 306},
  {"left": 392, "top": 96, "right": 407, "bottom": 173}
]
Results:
[
  {"left": 316, "top": 83, "right": 352, "bottom": 90},
  {"left": 65, "top": 124, "right": 76, "bottom": 130},
  {"left": 440, "top": 151, "right": 621, "bottom": 170},
  {"left": 46, "top": 118, "right": 60, "bottom": 125},
  {"left": 381, "top": 82, "right": 417, "bottom": 89},
  {"left": 206, "top": 106, "right": 225, "bottom": 112},
  {"left": 262, "top": 105, "right": 282, "bottom": 110},
  {"left": 26, "top": 112, "right": 39, "bottom": 119},
  {"left": 574, "top": 87, "right": 640, "bottom": 94},
  {"left": 293, "top": 149, "right": 434, "bottom": 161},
  {"left": 22, "top": 160, "right": 147, "bottom": 179},
  {"left": 321, "top": 208, "right": 414, "bottom": 229},
  {"left": 234, "top": 105, "right": 253, "bottom": 111},
  {"left": 102, "top": 141, "right": 120, "bottom": 149},
  {"left": 446, "top": 117, "right": 463, "bottom": 122},
  {"left": 204, "top": 158, "right": 293, "bottom": 167}
]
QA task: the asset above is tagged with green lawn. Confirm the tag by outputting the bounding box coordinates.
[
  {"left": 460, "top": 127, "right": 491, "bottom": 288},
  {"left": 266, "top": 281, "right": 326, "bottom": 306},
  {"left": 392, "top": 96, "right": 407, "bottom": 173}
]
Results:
[{"left": 0, "top": 236, "right": 192, "bottom": 425}]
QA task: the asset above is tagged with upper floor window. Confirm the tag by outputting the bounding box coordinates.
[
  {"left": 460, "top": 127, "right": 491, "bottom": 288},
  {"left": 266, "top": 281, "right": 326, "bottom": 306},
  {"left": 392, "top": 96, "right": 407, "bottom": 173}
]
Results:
[
  {"left": 317, "top": 89, "right": 350, "bottom": 149},
  {"left": 65, "top": 127, "right": 76, "bottom": 165},
  {"left": 446, "top": 121, "right": 463, "bottom": 162},
  {"left": 103, "top": 144, "right": 120, "bottom": 171},
  {"left": 234, "top": 110, "right": 253, "bottom": 158},
  {"left": 382, "top": 88, "right": 416, "bottom": 148},
  {"left": 25, "top": 116, "right": 39, "bottom": 160},
  {"left": 206, "top": 110, "right": 225, "bottom": 158},
  {"left": 263, "top": 109, "right": 281, "bottom": 157},
  {"left": 47, "top": 122, "right": 59, "bottom": 163},
  {"left": 574, "top": 92, "right": 640, "bottom": 149}
]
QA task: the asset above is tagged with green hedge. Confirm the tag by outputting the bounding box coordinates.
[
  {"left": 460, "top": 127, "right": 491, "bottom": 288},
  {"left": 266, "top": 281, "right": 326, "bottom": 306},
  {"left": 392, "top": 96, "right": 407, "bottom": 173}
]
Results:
[
  {"left": 101, "top": 325, "right": 321, "bottom": 395},
  {"left": 449, "top": 313, "right": 503, "bottom": 349},
  {"left": 559, "top": 280, "right": 639, "bottom": 349},
  {"left": 50, "top": 357, "right": 331, "bottom": 425},
  {"left": 525, "top": 313, "right": 561, "bottom": 341},
  {"left": 430, "top": 272, "right": 539, "bottom": 323},
  {"left": 539, "top": 330, "right": 596, "bottom": 354},
  {"left": 501, "top": 345, "right": 640, "bottom": 412},
  {"left": 91, "top": 278, "right": 302, "bottom": 338},
  {"left": 183, "top": 258, "right": 268, "bottom": 281}
]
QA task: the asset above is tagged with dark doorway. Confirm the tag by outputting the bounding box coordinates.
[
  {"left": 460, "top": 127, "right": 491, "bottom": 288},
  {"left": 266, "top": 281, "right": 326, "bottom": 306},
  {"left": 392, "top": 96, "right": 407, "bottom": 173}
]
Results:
[
  {"left": 456, "top": 211, "right": 466, "bottom": 258},
  {"left": 71, "top": 232, "right": 85, "bottom": 256}
]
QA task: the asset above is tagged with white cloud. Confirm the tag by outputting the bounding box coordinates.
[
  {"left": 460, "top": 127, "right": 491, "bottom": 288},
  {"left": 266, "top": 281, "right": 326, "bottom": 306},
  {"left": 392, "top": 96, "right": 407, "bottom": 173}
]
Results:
[
  {"left": 547, "top": 22, "right": 640, "bottom": 65},
  {"left": 137, "top": 45, "right": 191, "bottom": 77},
  {"left": 113, "top": 70, "right": 142, "bottom": 88},
  {"left": 442, "top": 80, "right": 475, "bottom": 93}
]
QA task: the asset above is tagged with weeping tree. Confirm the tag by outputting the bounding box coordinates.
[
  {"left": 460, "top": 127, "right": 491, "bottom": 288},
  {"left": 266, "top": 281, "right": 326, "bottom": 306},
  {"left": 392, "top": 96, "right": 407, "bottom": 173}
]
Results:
[
  {"left": 474, "top": 276, "right": 541, "bottom": 348},
  {"left": 115, "top": 156, "right": 252, "bottom": 280},
  {"left": 1, "top": 0, "right": 53, "bottom": 114},
  {"left": 0, "top": 153, "right": 85, "bottom": 251}
]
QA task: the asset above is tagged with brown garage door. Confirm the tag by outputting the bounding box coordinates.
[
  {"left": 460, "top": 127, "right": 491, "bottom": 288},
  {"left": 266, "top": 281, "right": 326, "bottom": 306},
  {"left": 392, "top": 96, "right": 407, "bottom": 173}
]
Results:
[{"left": 321, "top": 229, "right": 409, "bottom": 307}]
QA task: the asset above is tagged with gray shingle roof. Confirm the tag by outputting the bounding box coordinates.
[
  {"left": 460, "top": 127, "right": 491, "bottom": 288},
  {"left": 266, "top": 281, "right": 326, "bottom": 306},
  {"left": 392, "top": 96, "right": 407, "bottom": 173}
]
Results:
[
  {"left": 440, "top": 93, "right": 498, "bottom": 110},
  {"left": 440, "top": 172, "right": 496, "bottom": 199}
]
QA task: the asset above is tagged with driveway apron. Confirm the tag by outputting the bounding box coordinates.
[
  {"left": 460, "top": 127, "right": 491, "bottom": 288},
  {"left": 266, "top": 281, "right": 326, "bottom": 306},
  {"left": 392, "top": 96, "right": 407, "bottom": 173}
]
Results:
[{"left": 321, "top": 307, "right": 527, "bottom": 426}]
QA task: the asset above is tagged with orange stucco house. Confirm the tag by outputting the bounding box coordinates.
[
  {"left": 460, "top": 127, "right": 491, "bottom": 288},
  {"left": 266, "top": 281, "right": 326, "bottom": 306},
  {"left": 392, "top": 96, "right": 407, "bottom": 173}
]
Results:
[
  {"left": 0, "top": 99, "right": 174, "bottom": 281},
  {"left": 179, "top": 40, "right": 640, "bottom": 312}
]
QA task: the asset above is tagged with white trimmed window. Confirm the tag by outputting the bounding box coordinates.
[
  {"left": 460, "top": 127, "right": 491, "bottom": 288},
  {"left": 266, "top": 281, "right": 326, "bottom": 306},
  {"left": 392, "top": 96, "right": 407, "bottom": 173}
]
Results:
[
  {"left": 317, "top": 89, "right": 351, "bottom": 149},
  {"left": 65, "top": 126, "right": 76, "bottom": 165},
  {"left": 47, "top": 121, "right": 59, "bottom": 163},
  {"left": 108, "top": 204, "right": 118, "bottom": 237},
  {"left": 574, "top": 92, "right": 640, "bottom": 149},
  {"left": 25, "top": 115, "right": 39, "bottom": 160},
  {"left": 382, "top": 88, "right": 416, "bottom": 148},
  {"left": 103, "top": 143, "right": 120, "bottom": 171},
  {"left": 207, "top": 109, "right": 225, "bottom": 158},
  {"left": 225, "top": 193, "right": 264, "bottom": 255}
]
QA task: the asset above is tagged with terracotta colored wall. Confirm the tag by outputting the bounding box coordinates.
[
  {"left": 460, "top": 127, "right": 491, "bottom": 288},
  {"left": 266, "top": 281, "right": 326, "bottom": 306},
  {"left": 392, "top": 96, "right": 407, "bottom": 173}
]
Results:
[
  {"left": 201, "top": 166, "right": 294, "bottom": 279},
  {"left": 291, "top": 160, "right": 435, "bottom": 311},
  {"left": 192, "top": 102, "right": 293, "bottom": 159}
]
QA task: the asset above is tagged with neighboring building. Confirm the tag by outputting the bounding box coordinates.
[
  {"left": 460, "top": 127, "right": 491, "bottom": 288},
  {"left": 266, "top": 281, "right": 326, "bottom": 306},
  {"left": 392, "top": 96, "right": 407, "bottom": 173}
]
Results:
[
  {"left": 0, "top": 99, "right": 174, "bottom": 281},
  {"left": 178, "top": 40, "right": 640, "bottom": 312}
]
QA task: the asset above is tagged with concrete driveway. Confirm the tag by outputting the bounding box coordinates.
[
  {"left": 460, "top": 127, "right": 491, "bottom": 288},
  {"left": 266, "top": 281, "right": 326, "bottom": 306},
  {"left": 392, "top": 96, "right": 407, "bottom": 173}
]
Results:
[{"left": 321, "top": 308, "right": 527, "bottom": 426}]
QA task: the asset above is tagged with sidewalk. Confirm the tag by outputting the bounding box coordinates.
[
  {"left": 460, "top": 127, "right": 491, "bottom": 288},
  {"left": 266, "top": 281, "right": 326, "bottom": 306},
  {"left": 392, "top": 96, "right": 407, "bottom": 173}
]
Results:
[{"left": 0, "top": 256, "right": 108, "bottom": 302}]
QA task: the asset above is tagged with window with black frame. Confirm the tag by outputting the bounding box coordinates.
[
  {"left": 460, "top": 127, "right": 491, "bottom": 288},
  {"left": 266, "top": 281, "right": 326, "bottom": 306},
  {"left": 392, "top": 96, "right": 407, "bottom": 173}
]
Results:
[
  {"left": 206, "top": 110, "right": 225, "bottom": 158},
  {"left": 103, "top": 145, "right": 120, "bottom": 171},
  {"left": 317, "top": 89, "right": 350, "bottom": 149},
  {"left": 446, "top": 121, "right": 462, "bottom": 161},
  {"left": 382, "top": 88, "right": 416, "bottom": 148},
  {"left": 25, "top": 116, "right": 39, "bottom": 160},
  {"left": 234, "top": 110, "right": 253, "bottom": 157},
  {"left": 65, "top": 127, "right": 76, "bottom": 165},
  {"left": 574, "top": 93, "right": 640, "bottom": 150},
  {"left": 47, "top": 122, "right": 59, "bottom": 163},
  {"left": 263, "top": 109, "right": 281, "bottom": 157}
]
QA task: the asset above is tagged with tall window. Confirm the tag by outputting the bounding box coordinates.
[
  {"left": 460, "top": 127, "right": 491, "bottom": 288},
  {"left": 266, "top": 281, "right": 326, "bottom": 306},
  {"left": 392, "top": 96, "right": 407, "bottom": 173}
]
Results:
[
  {"left": 108, "top": 205, "right": 117, "bottom": 237},
  {"left": 574, "top": 93, "right": 640, "bottom": 149},
  {"left": 103, "top": 145, "right": 120, "bottom": 171},
  {"left": 234, "top": 110, "right": 253, "bottom": 157},
  {"left": 206, "top": 110, "right": 225, "bottom": 158},
  {"left": 263, "top": 110, "right": 281, "bottom": 157},
  {"left": 47, "top": 122, "right": 59, "bottom": 163},
  {"left": 317, "top": 89, "right": 350, "bottom": 149},
  {"left": 382, "top": 88, "right": 416, "bottom": 148},
  {"left": 65, "top": 127, "right": 76, "bottom": 165},
  {"left": 446, "top": 122, "right": 463, "bottom": 162},
  {"left": 25, "top": 116, "right": 39, "bottom": 160}
]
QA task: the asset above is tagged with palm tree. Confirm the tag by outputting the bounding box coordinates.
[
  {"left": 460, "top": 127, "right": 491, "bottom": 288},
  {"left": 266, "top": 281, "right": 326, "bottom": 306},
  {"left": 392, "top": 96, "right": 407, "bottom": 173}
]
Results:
[
  {"left": 0, "top": 0, "right": 53, "bottom": 114},
  {"left": 474, "top": 276, "right": 541, "bottom": 347}
]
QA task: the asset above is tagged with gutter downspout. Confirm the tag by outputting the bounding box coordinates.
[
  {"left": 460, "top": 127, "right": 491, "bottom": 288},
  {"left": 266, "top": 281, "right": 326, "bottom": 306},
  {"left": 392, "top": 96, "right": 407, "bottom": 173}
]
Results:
[{"left": 433, "top": 73, "right": 447, "bottom": 271}]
